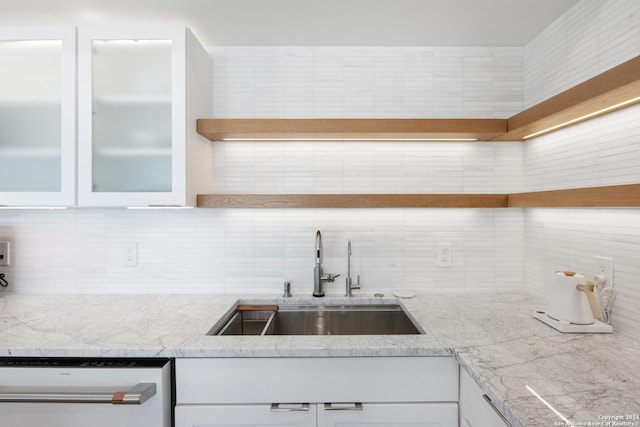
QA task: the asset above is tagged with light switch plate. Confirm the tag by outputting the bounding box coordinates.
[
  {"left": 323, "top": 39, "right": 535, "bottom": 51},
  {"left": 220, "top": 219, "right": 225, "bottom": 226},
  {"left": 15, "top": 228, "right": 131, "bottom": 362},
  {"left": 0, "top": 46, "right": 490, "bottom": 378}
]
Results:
[{"left": 0, "top": 241, "right": 9, "bottom": 266}]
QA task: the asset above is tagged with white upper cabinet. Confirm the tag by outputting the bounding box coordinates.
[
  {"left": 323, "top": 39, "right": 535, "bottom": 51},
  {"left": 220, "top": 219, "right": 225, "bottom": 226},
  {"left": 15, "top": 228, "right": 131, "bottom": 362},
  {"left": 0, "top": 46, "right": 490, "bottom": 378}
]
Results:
[
  {"left": 0, "top": 27, "right": 76, "bottom": 206},
  {"left": 78, "top": 27, "right": 212, "bottom": 206}
]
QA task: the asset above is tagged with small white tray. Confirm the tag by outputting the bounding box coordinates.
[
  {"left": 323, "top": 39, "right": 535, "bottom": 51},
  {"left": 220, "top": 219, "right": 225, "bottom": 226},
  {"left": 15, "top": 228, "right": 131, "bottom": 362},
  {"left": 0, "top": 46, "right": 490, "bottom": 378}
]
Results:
[{"left": 533, "top": 310, "right": 613, "bottom": 333}]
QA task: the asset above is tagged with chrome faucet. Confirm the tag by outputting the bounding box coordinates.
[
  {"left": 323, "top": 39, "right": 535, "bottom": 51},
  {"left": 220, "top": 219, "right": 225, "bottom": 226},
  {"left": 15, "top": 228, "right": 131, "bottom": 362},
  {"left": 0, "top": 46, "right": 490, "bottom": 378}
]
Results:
[
  {"left": 282, "top": 281, "right": 292, "bottom": 298},
  {"left": 313, "top": 229, "right": 339, "bottom": 297},
  {"left": 345, "top": 240, "right": 361, "bottom": 297}
]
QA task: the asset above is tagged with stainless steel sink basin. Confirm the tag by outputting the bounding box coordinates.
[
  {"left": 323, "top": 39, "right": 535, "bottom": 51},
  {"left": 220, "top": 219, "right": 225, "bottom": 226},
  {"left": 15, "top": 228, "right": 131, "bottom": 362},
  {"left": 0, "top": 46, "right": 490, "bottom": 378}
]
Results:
[{"left": 209, "top": 303, "right": 422, "bottom": 336}]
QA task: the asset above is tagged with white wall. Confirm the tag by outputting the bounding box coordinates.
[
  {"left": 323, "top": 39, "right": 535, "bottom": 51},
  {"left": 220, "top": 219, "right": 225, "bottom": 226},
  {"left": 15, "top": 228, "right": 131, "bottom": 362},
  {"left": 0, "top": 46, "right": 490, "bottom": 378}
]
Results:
[
  {"left": 0, "top": 46, "right": 526, "bottom": 296},
  {"left": 523, "top": 105, "right": 640, "bottom": 336},
  {"left": 524, "top": 0, "right": 640, "bottom": 107},
  {"left": 210, "top": 46, "right": 523, "bottom": 118},
  {"left": 522, "top": 0, "right": 640, "bottom": 337},
  {"left": 0, "top": 207, "right": 524, "bottom": 295}
]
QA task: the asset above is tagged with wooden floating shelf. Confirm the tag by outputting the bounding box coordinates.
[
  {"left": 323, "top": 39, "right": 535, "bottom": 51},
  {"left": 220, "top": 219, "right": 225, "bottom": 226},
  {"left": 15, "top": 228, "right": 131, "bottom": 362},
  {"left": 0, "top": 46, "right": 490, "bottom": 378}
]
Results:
[
  {"left": 197, "top": 55, "right": 640, "bottom": 142},
  {"left": 195, "top": 56, "right": 640, "bottom": 210},
  {"left": 197, "top": 184, "right": 640, "bottom": 209},
  {"left": 495, "top": 55, "right": 640, "bottom": 141},
  {"left": 196, "top": 118, "right": 507, "bottom": 142},
  {"left": 508, "top": 183, "right": 640, "bottom": 208},
  {"left": 197, "top": 194, "right": 509, "bottom": 208}
]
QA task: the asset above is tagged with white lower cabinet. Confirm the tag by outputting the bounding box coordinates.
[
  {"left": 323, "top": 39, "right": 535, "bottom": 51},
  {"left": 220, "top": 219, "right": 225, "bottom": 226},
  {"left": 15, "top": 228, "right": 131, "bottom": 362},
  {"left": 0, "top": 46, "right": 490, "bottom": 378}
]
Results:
[
  {"left": 459, "top": 367, "right": 510, "bottom": 427},
  {"left": 175, "top": 357, "right": 459, "bottom": 427}
]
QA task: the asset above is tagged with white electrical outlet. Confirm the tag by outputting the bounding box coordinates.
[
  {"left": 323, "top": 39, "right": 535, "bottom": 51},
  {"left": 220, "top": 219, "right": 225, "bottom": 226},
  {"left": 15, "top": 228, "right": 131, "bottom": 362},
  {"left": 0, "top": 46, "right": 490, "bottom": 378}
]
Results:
[
  {"left": 437, "top": 243, "right": 452, "bottom": 267},
  {"left": 595, "top": 256, "right": 613, "bottom": 288},
  {"left": 0, "top": 241, "right": 9, "bottom": 266},
  {"left": 124, "top": 243, "right": 138, "bottom": 266}
]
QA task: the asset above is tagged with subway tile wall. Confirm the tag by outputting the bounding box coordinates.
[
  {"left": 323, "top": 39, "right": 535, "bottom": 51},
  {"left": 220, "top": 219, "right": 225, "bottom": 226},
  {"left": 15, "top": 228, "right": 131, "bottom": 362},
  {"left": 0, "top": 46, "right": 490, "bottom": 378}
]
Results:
[
  {"left": 210, "top": 46, "right": 523, "bottom": 118},
  {"left": 523, "top": 0, "right": 640, "bottom": 337},
  {"left": 525, "top": 208, "right": 640, "bottom": 337},
  {"left": 211, "top": 141, "right": 524, "bottom": 194},
  {"left": 0, "top": 46, "right": 526, "bottom": 296},
  {"left": 205, "top": 45, "right": 527, "bottom": 294},
  {"left": 0, "top": 207, "right": 525, "bottom": 295},
  {"left": 524, "top": 105, "right": 640, "bottom": 192},
  {"left": 523, "top": 106, "right": 640, "bottom": 336},
  {"left": 524, "top": 0, "right": 640, "bottom": 108}
]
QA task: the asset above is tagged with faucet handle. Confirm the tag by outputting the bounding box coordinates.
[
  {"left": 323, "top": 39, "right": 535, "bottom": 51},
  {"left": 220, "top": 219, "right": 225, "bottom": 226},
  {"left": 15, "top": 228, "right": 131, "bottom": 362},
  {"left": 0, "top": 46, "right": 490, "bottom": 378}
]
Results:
[
  {"left": 323, "top": 273, "right": 340, "bottom": 282},
  {"left": 352, "top": 275, "right": 361, "bottom": 290}
]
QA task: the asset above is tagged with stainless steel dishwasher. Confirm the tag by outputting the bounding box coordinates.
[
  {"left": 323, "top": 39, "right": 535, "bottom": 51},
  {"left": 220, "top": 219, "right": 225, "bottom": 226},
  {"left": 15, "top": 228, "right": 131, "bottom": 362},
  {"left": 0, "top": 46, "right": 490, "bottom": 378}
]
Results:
[{"left": 0, "top": 357, "right": 172, "bottom": 427}]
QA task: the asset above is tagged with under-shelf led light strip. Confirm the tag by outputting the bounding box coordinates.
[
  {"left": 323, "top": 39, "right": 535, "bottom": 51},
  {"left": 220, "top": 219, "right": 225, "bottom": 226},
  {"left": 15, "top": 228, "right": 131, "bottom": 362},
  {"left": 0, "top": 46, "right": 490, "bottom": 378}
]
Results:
[
  {"left": 221, "top": 138, "right": 478, "bottom": 142},
  {"left": 522, "top": 95, "right": 640, "bottom": 140},
  {"left": 126, "top": 206, "right": 194, "bottom": 210},
  {"left": 0, "top": 206, "right": 68, "bottom": 210}
]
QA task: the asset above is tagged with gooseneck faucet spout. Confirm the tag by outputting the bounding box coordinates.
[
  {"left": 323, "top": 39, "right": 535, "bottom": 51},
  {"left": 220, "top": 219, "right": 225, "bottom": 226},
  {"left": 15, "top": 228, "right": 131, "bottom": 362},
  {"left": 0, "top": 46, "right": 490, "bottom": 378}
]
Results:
[
  {"left": 313, "top": 229, "right": 324, "bottom": 297},
  {"left": 315, "top": 229, "right": 323, "bottom": 267},
  {"left": 313, "top": 229, "right": 339, "bottom": 297}
]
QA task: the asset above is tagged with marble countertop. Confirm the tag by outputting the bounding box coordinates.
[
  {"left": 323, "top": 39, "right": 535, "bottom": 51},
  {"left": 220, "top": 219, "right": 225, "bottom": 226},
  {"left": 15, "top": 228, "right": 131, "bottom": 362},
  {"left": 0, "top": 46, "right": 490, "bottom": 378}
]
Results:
[{"left": 1, "top": 292, "right": 639, "bottom": 427}]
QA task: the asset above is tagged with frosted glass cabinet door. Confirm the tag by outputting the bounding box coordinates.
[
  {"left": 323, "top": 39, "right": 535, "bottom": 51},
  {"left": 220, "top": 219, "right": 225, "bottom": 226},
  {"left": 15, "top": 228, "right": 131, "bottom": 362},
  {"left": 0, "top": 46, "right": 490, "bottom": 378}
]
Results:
[
  {"left": 78, "top": 28, "right": 187, "bottom": 206},
  {"left": 0, "top": 28, "right": 75, "bottom": 206}
]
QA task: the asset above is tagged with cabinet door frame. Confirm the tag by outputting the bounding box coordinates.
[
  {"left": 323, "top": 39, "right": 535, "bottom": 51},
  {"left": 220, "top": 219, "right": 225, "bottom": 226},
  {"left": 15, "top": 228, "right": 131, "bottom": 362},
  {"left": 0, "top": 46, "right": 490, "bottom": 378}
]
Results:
[
  {"left": 77, "top": 26, "right": 187, "bottom": 207},
  {"left": 0, "top": 27, "right": 76, "bottom": 206},
  {"left": 459, "top": 367, "right": 510, "bottom": 426}
]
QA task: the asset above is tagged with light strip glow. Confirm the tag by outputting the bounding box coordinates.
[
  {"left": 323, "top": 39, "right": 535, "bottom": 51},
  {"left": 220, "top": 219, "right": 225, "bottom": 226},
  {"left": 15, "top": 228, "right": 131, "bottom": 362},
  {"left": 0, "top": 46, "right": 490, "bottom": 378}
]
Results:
[
  {"left": 0, "top": 40, "right": 62, "bottom": 48},
  {"left": 126, "top": 206, "right": 194, "bottom": 210},
  {"left": 0, "top": 206, "right": 68, "bottom": 210},
  {"left": 221, "top": 138, "right": 479, "bottom": 142},
  {"left": 526, "top": 385, "right": 570, "bottom": 424},
  {"left": 523, "top": 95, "right": 640, "bottom": 140}
]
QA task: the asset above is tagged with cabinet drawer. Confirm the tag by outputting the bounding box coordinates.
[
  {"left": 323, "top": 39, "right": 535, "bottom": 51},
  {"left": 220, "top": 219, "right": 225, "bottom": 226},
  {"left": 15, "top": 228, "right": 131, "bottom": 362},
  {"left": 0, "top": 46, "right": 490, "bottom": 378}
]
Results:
[
  {"left": 176, "top": 357, "right": 458, "bottom": 404},
  {"left": 319, "top": 402, "right": 458, "bottom": 426},
  {"left": 175, "top": 404, "right": 316, "bottom": 427}
]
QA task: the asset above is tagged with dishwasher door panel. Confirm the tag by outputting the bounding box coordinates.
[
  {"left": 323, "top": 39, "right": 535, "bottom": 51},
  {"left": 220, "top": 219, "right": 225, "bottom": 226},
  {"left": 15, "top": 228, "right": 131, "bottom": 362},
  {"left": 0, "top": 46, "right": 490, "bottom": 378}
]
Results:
[
  {"left": 0, "top": 358, "right": 171, "bottom": 427},
  {"left": 1, "top": 402, "right": 164, "bottom": 427}
]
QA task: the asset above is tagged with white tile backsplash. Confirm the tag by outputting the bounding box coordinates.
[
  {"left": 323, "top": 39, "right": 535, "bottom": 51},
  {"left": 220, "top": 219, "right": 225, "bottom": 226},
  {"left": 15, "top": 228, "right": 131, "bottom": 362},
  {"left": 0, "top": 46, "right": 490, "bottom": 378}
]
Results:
[
  {"left": 210, "top": 46, "right": 523, "bottom": 119},
  {"left": 524, "top": 0, "right": 640, "bottom": 108},
  {"left": 0, "top": 207, "right": 524, "bottom": 295},
  {"left": 211, "top": 140, "right": 524, "bottom": 195},
  {"left": 523, "top": 105, "right": 640, "bottom": 191},
  {"left": 525, "top": 208, "right": 640, "bottom": 337},
  {"left": 522, "top": 0, "right": 640, "bottom": 337}
]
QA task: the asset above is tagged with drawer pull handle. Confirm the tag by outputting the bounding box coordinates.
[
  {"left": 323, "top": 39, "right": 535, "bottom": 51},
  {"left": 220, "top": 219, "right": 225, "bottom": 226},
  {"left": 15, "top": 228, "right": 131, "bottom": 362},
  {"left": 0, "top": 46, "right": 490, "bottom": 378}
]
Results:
[
  {"left": 270, "top": 403, "right": 310, "bottom": 412},
  {"left": 482, "top": 394, "right": 512, "bottom": 427},
  {"left": 0, "top": 382, "right": 156, "bottom": 405},
  {"left": 324, "top": 402, "right": 363, "bottom": 411}
]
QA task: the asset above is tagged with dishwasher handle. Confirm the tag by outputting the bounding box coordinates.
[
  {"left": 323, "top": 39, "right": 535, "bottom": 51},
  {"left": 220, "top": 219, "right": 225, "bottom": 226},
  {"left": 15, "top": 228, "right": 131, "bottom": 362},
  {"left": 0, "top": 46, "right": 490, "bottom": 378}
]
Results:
[{"left": 0, "top": 382, "right": 156, "bottom": 405}]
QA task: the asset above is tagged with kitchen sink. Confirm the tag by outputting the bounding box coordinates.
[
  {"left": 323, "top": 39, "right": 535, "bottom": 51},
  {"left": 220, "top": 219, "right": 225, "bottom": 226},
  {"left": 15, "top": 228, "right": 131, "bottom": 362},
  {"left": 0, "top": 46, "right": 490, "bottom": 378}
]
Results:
[{"left": 209, "top": 303, "right": 423, "bottom": 336}]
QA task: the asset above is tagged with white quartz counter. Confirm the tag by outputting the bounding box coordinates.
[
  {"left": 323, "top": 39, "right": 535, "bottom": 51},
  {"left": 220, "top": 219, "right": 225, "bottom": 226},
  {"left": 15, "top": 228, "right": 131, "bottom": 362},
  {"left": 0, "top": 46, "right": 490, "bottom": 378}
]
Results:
[{"left": 0, "top": 292, "right": 639, "bottom": 427}]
